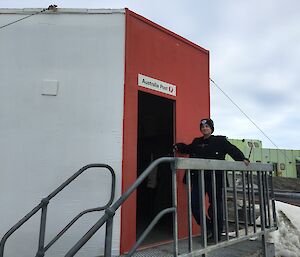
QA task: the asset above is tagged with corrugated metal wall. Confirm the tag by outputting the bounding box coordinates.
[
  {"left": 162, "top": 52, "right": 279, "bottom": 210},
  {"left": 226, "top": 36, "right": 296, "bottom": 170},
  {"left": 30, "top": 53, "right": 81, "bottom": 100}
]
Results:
[{"left": 227, "top": 139, "right": 300, "bottom": 178}]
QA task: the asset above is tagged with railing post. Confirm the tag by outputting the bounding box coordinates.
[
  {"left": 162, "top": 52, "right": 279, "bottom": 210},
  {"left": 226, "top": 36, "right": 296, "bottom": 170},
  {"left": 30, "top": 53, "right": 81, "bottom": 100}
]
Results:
[
  {"left": 246, "top": 171, "right": 252, "bottom": 225},
  {"left": 269, "top": 170, "right": 277, "bottom": 228},
  {"left": 264, "top": 172, "right": 271, "bottom": 228},
  {"left": 223, "top": 171, "right": 229, "bottom": 241},
  {"left": 186, "top": 170, "right": 193, "bottom": 252},
  {"left": 35, "top": 198, "right": 49, "bottom": 257},
  {"left": 104, "top": 217, "right": 114, "bottom": 257},
  {"left": 211, "top": 170, "right": 218, "bottom": 243},
  {"left": 250, "top": 171, "right": 256, "bottom": 233},
  {"left": 198, "top": 170, "right": 207, "bottom": 256},
  {"left": 171, "top": 162, "right": 178, "bottom": 257},
  {"left": 242, "top": 172, "right": 248, "bottom": 235},
  {"left": 257, "top": 172, "right": 267, "bottom": 257},
  {"left": 262, "top": 172, "right": 268, "bottom": 228},
  {"left": 0, "top": 239, "right": 4, "bottom": 257},
  {"left": 232, "top": 171, "right": 239, "bottom": 237}
]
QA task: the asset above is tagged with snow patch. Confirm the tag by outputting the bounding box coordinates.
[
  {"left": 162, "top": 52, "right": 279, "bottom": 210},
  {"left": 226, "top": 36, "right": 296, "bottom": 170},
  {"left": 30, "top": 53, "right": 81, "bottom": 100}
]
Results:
[{"left": 269, "top": 201, "right": 300, "bottom": 257}]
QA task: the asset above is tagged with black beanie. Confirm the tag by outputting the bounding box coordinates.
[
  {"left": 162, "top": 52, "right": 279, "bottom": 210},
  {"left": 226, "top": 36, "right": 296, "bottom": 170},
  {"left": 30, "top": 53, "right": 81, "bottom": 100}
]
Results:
[{"left": 200, "top": 118, "right": 214, "bottom": 133}]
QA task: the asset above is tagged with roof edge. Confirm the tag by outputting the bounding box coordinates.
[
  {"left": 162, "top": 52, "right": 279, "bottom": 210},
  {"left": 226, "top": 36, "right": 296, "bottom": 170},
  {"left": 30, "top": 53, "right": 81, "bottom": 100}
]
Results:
[
  {"left": 126, "top": 8, "right": 209, "bottom": 54},
  {"left": 0, "top": 8, "right": 126, "bottom": 14}
]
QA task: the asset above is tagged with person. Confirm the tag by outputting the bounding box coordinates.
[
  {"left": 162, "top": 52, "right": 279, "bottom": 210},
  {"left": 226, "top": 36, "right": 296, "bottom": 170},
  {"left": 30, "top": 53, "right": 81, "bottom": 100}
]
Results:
[{"left": 173, "top": 118, "right": 249, "bottom": 242}]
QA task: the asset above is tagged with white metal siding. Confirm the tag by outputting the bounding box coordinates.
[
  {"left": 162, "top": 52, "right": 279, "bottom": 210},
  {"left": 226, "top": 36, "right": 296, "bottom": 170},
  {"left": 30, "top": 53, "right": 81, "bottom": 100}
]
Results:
[{"left": 0, "top": 11, "right": 125, "bottom": 257}]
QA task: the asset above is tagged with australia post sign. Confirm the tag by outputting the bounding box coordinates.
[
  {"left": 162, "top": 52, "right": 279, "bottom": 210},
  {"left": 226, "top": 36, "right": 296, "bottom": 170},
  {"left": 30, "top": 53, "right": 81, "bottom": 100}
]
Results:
[{"left": 138, "top": 74, "right": 176, "bottom": 96}]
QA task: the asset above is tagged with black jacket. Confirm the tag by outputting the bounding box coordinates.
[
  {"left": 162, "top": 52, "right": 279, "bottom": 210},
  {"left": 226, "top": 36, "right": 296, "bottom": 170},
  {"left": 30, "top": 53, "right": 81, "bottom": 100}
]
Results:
[
  {"left": 176, "top": 135, "right": 247, "bottom": 161},
  {"left": 177, "top": 135, "right": 248, "bottom": 185}
]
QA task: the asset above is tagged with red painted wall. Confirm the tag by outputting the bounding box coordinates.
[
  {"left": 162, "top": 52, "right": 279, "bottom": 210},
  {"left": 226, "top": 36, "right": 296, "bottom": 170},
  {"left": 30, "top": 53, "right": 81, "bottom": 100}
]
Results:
[{"left": 121, "top": 9, "right": 210, "bottom": 253}]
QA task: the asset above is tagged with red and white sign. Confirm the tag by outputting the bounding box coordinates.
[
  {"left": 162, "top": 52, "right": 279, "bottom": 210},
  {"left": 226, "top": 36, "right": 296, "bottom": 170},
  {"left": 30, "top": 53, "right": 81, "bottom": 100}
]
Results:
[{"left": 138, "top": 74, "right": 176, "bottom": 96}]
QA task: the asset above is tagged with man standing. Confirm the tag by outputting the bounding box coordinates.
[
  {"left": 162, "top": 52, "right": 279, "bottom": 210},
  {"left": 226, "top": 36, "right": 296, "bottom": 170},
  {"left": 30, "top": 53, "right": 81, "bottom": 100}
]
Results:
[{"left": 174, "top": 118, "right": 249, "bottom": 241}]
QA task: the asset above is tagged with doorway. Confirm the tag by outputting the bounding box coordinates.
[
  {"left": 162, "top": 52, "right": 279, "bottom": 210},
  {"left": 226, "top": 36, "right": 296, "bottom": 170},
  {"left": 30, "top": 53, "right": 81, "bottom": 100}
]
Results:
[{"left": 137, "top": 91, "right": 175, "bottom": 245}]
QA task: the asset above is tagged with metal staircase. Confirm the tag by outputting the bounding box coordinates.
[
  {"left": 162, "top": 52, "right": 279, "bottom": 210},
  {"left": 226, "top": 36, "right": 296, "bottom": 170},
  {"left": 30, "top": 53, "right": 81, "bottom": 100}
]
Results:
[
  {"left": 65, "top": 157, "right": 277, "bottom": 257},
  {"left": 1, "top": 158, "right": 277, "bottom": 257}
]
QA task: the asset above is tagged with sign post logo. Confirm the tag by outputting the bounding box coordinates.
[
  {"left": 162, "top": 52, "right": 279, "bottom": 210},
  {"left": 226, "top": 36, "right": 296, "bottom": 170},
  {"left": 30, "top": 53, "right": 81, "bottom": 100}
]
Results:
[{"left": 138, "top": 74, "right": 176, "bottom": 96}]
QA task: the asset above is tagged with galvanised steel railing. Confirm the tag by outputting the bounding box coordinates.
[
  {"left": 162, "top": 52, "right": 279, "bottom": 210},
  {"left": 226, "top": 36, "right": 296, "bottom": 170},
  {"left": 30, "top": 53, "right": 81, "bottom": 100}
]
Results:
[
  {"left": 64, "top": 157, "right": 177, "bottom": 257},
  {"left": 0, "top": 164, "right": 116, "bottom": 257},
  {"left": 176, "top": 158, "right": 277, "bottom": 257},
  {"left": 65, "top": 157, "right": 277, "bottom": 257}
]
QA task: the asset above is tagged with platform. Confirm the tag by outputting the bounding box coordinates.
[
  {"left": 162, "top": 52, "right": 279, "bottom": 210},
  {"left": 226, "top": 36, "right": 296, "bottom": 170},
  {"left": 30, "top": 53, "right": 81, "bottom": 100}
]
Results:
[{"left": 119, "top": 237, "right": 275, "bottom": 257}]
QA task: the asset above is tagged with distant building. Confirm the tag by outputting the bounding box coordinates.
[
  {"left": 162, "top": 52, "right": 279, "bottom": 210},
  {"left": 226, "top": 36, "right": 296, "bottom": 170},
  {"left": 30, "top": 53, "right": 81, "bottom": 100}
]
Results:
[{"left": 227, "top": 139, "right": 300, "bottom": 178}]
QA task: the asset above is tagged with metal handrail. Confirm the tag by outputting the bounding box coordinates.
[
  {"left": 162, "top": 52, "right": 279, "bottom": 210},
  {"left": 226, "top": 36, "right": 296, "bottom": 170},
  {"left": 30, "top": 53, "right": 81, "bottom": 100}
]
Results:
[
  {"left": 127, "top": 207, "right": 176, "bottom": 256},
  {"left": 0, "top": 163, "right": 116, "bottom": 257},
  {"left": 176, "top": 158, "right": 277, "bottom": 257},
  {"left": 65, "top": 157, "right": 276, "bottom": 257},
  {"left": 65, "top": 157, "right": 175, "bottom": 257},
  {"left": 6, "top": 157, "right": 274, "bottom": 256}
]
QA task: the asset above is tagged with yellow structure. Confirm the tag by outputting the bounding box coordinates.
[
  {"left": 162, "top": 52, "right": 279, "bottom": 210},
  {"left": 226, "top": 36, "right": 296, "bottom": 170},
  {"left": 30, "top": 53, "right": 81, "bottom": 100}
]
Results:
[{"left": 227, "top": 139, "right": 300, "bottom": 178}]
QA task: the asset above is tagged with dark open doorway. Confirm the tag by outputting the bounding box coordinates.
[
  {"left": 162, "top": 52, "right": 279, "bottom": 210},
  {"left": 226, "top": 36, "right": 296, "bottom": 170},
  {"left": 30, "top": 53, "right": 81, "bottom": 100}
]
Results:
[{"left": 137, "top": 91, "right": 175, "bottom": 245}]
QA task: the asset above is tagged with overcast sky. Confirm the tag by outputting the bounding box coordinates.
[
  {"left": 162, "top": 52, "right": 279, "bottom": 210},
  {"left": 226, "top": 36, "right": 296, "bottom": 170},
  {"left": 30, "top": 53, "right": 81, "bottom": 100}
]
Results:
[{"left": 1, "top": 0, "right": 299, "bottom": 149}]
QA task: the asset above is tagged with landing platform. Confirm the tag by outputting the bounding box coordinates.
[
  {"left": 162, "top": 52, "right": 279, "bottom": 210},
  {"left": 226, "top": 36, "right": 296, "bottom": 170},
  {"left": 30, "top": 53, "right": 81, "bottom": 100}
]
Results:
[{"left": 120, "top": 237, "right": 274, "bottom": 257}]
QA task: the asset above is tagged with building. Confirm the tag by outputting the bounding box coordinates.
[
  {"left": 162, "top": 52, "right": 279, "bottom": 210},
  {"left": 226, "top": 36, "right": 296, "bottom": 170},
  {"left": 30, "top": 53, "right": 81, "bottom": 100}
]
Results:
[
  {"left": 227, "top": 139, "right": 300, "bottom": 178},
  {"left": 0, "top": 8, "right": 209, "bottom": 257}
]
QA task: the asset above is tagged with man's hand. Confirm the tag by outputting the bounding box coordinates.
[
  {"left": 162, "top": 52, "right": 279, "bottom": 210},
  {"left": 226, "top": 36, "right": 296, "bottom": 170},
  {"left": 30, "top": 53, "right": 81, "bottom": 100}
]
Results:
[
  {"left": 173, "top": 144, "right": 179, "bottom": 151},
  {"left": 173, "top": 143, "right": 186, "bottom": 153},
  {"left": 243, "top": 159, "right": 250, "bottom": 166}
]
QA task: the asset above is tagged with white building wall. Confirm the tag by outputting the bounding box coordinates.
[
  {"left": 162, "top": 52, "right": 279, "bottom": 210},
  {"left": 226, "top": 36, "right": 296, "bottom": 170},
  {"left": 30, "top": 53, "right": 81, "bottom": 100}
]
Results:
[{"left": 0, "top": 10, "right": 125, "bottom": 257}]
